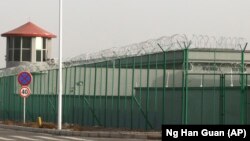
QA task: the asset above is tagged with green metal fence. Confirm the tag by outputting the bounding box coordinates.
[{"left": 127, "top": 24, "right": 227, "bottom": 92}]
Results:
[{"left": 0, "top": 47, "right": 250, "bottom": 130}]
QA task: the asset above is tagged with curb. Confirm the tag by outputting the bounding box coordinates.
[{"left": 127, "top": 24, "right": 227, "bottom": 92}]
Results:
[{"left": 0, "top": 124, "right": 161, "bottom": 140}]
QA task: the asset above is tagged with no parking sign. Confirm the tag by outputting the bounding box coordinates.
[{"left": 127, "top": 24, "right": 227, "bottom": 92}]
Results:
[
  {"left": 18, "top": 71, "right": 32, "bottom": 86},
  {"left": 17, "top": 71, "right": 32, "bottom": 98}
]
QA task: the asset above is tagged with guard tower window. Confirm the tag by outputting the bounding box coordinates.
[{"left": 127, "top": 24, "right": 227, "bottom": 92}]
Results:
[
  {"left": 7, "top": 37, "right": 32, "bottom": 61},
  {"left": 43, "top": 38, "right": 46, "bottom": 49},
  {"left": 36, "top": 38, "right": 47, "bottom": 62},
  {"left": 43, "top": 50, "right": 47, "bottom": 61},
  {"left": 22, "top": 37, "right": 31, "bottom": 61},
  {"left": 14, "top": 37, "right": 21, "bottom": 49},
  {"left": 42, "top": 38, "right": 47, "bottom": 61},
  {"left": 36, "top": 50, "right": 41, "bottom": 62},
  {"left": 7, "top": 37, "right": 14, "bottom": 61},
  {"left": 8, "top": 51, "right": 13, "bottom": 61},
  {"left": 14, "top": 50, "right": 20, "bottom": 61},
  {"left": 22, "top": 37, "right": 31, "bottom": 49},
  {"left": 13, "top": 37, "right": 21, "bottom": 61}
]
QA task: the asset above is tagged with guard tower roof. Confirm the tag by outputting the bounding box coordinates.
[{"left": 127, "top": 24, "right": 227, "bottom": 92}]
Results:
[{"left": 1, "top": 22, "right": 56, "bottom": 38}]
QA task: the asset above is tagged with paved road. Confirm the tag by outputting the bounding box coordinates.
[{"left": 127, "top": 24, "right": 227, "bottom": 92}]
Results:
[{"left": 0, "top": 128, "right": 158, "bottom": 141}]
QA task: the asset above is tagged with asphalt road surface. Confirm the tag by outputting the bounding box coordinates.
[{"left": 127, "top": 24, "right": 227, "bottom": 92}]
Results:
[{"left": 0, "top": 128, "right": 158, "bottom": 141}]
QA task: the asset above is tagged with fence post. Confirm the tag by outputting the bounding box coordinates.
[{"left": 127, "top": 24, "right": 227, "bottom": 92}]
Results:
[
  {"left": 117, "top": 59, "right": 121, "bottom": 128},
  {"left": 83, "top": 65, "right": 87, "bottom": 125},
  {"left": 39, "top": 72, "right": 42, "bottom": 120},
  {"left": 73, "top": 66, "right": 77, "bottom": 124},
  {"left": 146, "top": 54, "right": 151, "bottom": 130},
  {"left": 182, "top": 47, "right": 188, "bottom": 124},
  {"left": 111, "top": 60, "right": 115, "bottom": 127},
  {"left": 212, "top": 50, "right": 216, "bottom": 123},
  {"left": 240, "top": 43, "right": 248, "bottom": 124},
  {"left": 154, "top": 52, "right": 158, "bottom": 126},
  {"left": 171, "top": 50, "right": 176, "bottom": 123},
  {"left": 219, "top": 74, "right": 225, "bottom": 124},
  {"left": 182, "top": 42, "right": 191, "bottom": 125},
  {"left": 157, "top": 44, "right": 166, "bottom": 125},
  {"left": 47, "top": 70, "right": 50, "bottom": 121},
  {"left": 130, "top": 57, "right": 135, "bottom": 129},
  {"left": 93, "top": 64, "right": 97, "bottom": 125},
  {"left": 124, "top": 58, "right": 128, "bottom": 127},
  {"left": 54, "top": 69, "right": 58, "bottom": 123},
  {"left": 201, "top": 74, "right": 204, "bottom": 124},
  {"left": 98, "top": 63, "right": 103, "bottom": 126},
  {"left": 104, "top": 61, "right": 108, "bottom": 127},
  {"left": 64, "top": 68, "right": 68, "bottom": 123}
]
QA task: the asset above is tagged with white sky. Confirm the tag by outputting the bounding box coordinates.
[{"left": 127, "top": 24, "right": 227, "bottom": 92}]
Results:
[{"left": 0, "top": 0, "right": 250, "bottom": 68}]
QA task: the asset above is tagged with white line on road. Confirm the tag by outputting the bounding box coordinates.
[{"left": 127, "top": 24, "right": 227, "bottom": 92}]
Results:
[
  {"left": 11, "top": 136, "right": 38, "bottom": 141},
  {"left": 60, "top": 136, "right": 93, "bottom": 141},
  {"left": 35, "top": 136, "right": 61, "bottom": 141},
  {"left": 0, "top": 137, "right": 14, "bottom": 141}
]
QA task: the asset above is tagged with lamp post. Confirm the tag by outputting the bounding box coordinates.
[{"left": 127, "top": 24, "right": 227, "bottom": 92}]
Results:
[{"left": 58, "top": 0, "right": 63, "bottom": 130}]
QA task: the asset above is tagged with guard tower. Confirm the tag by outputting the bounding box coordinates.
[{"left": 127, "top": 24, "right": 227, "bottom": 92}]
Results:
[{"left": 1, "top": 22, "right": 56, "bottom": 68}]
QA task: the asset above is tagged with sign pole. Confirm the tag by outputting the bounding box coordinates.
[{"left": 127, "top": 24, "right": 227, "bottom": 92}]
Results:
[
  {"left": 58, "top": 0, "right": 63, "bottom": 130},
  {"left": 17, "top": 72, "right": 32, "bottom": 125},
  {"left": 23, "top": 98, "right": 26, "bottom": 124}
]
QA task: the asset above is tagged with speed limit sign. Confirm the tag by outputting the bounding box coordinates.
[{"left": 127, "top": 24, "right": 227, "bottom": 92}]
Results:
[{"left": 20, "top": 86, "right": 31, "bottom": 98}]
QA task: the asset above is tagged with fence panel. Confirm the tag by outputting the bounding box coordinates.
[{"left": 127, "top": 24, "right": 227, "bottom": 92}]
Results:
[{"left": 0, "top": 55, "right": 249, "bottom": 130}]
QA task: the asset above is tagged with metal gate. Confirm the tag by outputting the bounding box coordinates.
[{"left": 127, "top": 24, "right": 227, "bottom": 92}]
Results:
[{"left": 186, "top": 73, "right": 249, "bottom": 125}]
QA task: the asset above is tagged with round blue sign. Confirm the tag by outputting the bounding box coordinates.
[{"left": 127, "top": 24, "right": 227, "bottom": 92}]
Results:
[{"left": 18, "top": 71, "right": 32, "bottom": 86}]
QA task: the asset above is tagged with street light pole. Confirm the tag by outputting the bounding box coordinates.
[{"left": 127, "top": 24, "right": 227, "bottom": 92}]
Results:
[{"left": 58, "top": 0, "right": 63, "bottom": 130}]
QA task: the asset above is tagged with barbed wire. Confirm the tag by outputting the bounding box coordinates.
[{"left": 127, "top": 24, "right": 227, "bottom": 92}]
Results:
[
  {"left": 64, "top": 34, "right": 246, "bottom": 66},
  {"left": 0, "top": 34, "right": 247, "bottom": 77}
]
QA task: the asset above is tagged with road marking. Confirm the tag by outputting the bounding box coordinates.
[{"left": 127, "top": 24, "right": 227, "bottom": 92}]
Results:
[
  {"left": 60, "top": 136, "right": 93, "bottom": 141},
  {"left": 35, "top": 136, "right": 61, "bottom": 141},
  {"left": 0, "top": 137, "right": 14, "bottom": 141},
  {"left": 11, "top": 136, "right": 38, "bottom": 141}
]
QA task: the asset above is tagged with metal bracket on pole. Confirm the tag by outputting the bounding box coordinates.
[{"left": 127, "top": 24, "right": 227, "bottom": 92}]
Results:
[
  {"left": 243, "top": 42, "right": 248, "bottom": 52},
  {"left": 157, "top": 43, "right": 165, "bottom": 53}
]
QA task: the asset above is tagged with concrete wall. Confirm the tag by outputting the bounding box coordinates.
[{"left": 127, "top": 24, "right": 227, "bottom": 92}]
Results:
[{"left": 189, "top": 50, "right": 250, "bottom": 63}]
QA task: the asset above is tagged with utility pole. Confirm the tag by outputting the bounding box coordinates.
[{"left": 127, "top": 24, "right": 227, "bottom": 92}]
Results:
[{"left": 58, "top": 0, "right": 63, "bottom": 130}]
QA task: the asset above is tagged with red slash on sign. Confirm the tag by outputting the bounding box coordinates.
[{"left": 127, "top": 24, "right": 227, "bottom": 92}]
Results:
[{"left": 20, "top": 86, "right": 31, "bottom": 98}]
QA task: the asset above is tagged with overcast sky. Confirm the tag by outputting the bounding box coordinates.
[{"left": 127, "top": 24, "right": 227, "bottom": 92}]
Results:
[{"left": 0, "top": 0, "right": 249, "bottom": 68}]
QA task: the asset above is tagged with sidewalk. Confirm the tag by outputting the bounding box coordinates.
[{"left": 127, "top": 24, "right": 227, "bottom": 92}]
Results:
[{"left": 0, "top": 124, "right": 161, "bottom": 140}]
